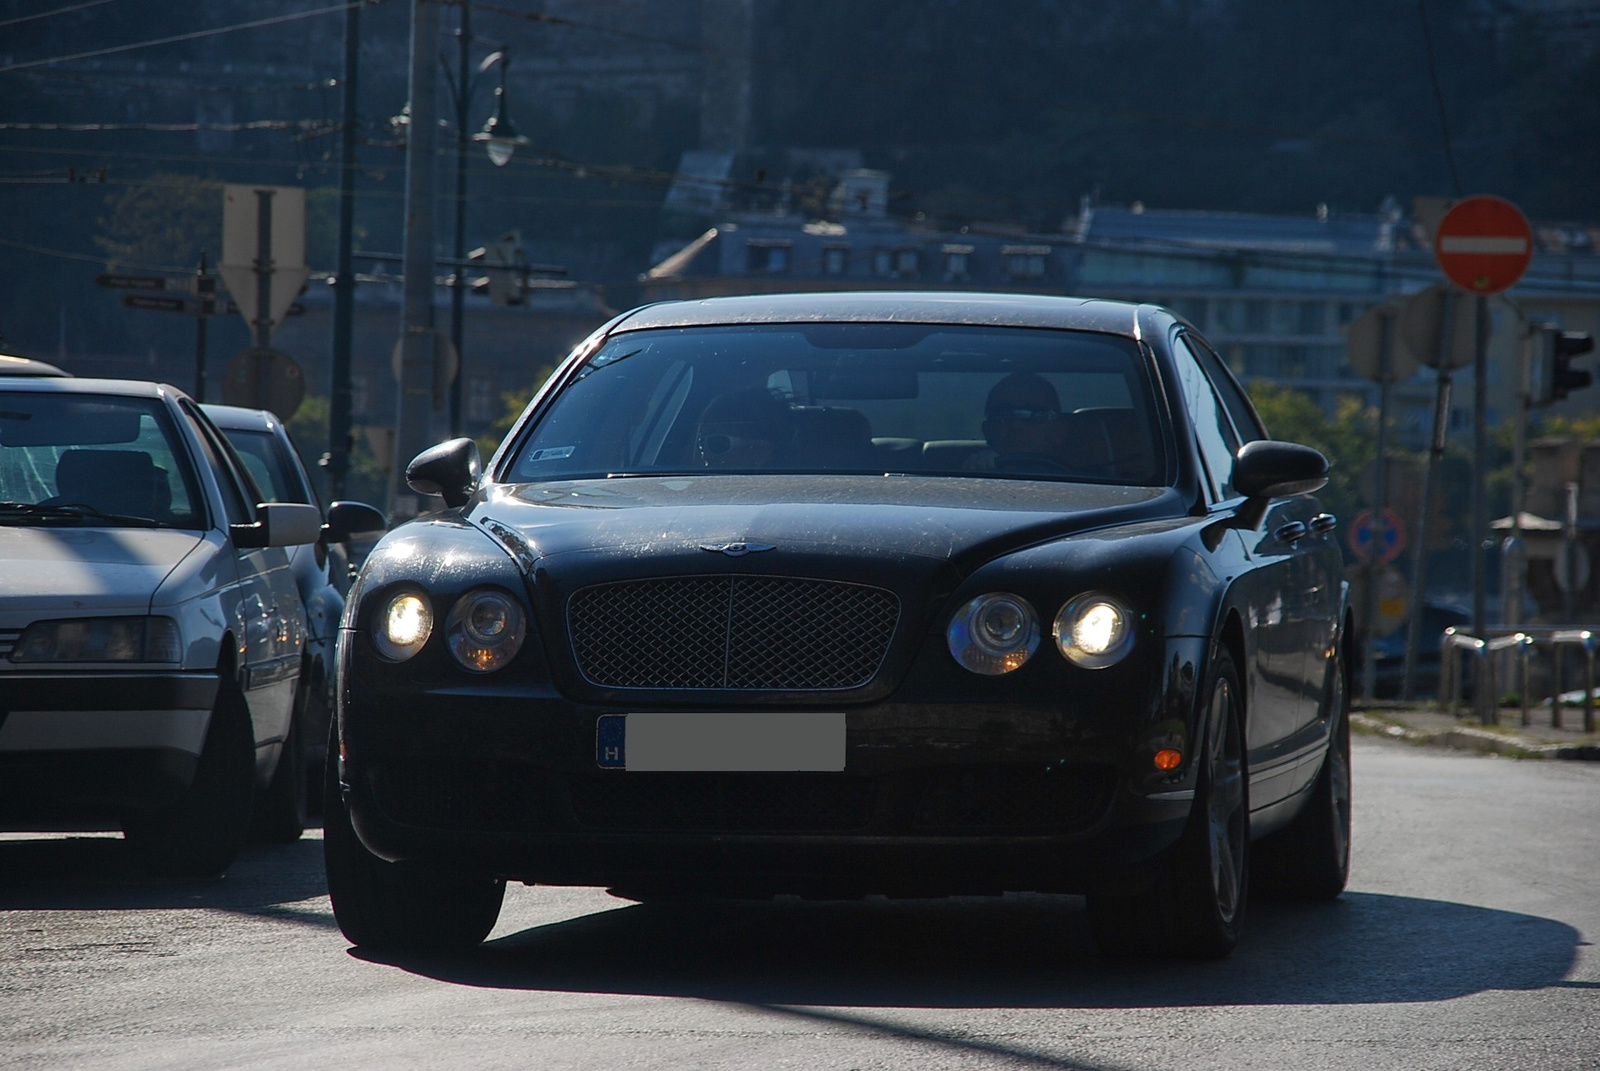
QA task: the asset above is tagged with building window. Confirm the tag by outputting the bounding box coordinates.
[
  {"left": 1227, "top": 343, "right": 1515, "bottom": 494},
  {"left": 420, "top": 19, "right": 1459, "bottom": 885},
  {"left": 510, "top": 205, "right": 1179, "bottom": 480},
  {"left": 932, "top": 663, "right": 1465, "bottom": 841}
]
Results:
[
  {"left": 467, "top": 377, "right": 497, "bottom": 424},
  {"left": 1002, "top": 244, "right": 1050, "bottom": 280},
  {"left": 876, "top": 248, "right": 918, "bottom": 278},
  {"left": 1297, "top": 300, "right": 1325, "bottom": 335},
  {"left": 822, "top": 245, "right": 849, "bottom": 276},
  {"left": 746, "top": 241, "right": 791, "bottom": 274},
  {"left": 942, "top": 244, "right": 973, "bottom": 281}
]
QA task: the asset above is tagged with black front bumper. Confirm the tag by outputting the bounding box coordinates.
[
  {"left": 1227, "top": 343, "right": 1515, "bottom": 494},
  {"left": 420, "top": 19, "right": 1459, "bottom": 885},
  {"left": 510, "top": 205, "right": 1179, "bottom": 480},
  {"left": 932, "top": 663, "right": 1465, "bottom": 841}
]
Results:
[{"left": 340, "top": 686, "right": 1198, "bottom": 897}]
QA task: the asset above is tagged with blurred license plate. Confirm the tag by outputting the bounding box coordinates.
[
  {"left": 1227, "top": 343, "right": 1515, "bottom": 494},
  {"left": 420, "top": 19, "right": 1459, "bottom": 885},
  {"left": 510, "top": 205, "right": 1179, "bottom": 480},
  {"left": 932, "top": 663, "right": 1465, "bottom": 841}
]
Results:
[{"left": 596, "top": 712, "right": 845, "bottom": 771}]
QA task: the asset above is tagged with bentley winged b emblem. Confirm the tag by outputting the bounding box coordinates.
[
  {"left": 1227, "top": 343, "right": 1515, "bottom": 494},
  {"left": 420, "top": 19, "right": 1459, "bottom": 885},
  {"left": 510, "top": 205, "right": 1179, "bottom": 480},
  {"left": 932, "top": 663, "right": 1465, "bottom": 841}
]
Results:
[{"left": 699, "top": 542, "right": 777, "bottom": 557}]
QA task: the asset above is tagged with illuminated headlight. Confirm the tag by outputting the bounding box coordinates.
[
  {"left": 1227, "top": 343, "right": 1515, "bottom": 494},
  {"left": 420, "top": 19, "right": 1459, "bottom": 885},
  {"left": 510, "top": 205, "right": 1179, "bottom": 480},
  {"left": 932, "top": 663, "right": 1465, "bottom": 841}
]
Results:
[
  {"left": 374, "top": 589, "right": 433, "bottom": 662},
  {"left": 444, "top": 588, "right": 525, "bottom": 673},
  {"left": 11, "top": 616, "right": 180, "bottom": 663},
  {"left": 1053, "top": 593, "right": 1136, "bottom": 669},
  {"left": 947, "top": 592, "right": 1040, "bottom": 675}
]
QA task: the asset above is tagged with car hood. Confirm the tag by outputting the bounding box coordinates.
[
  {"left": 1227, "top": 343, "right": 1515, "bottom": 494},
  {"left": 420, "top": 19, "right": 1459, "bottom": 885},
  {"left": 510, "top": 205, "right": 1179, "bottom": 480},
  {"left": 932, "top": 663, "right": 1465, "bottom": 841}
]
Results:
[
  {"left": 473, "top": 475, "right": 1183, "bottom": 575},
  {"left": 0, "top": 527, "right": 204, "bottom": 614}
]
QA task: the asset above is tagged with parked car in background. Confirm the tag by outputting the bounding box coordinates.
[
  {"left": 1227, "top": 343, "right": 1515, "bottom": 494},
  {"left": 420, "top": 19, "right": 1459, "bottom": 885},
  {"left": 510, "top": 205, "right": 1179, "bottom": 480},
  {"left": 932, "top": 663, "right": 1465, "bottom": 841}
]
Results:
[
  {"left": 326, "top": 291, "right": 1351, "bottom": 959},
  {"left": 0, "top": 378, "right": 322, "bottom": 876},
  {"left": 0, "top": 354, "right": 70, "bottom": 377},
  {"left": 202, "top": 403, "right": 385, "bottom": 839}
]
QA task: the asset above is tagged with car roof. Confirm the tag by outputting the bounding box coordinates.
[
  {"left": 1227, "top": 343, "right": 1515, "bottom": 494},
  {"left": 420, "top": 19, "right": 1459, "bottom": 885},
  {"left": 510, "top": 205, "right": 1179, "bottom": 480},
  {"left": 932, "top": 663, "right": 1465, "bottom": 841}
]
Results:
[
  {"left": 201, "top": 402, "right": 279, "bottom": 433},
  {"left": 0, "top": 354, "right": 71, "bottom": 377},
  {"left": 0, "top": 375, "right": 175, "bottom": 399},
  {"left": 609, "top": 291, "right": 1150, "bottom": 336}
]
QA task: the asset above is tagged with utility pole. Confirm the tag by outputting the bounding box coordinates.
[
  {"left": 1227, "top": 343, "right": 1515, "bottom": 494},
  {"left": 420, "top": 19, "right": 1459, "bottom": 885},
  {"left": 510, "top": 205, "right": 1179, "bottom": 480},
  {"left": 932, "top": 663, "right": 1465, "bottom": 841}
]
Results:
[
  {"left": 392, "top": 0, "right": 442, "bottom": 520},
  {"left": 327, "top": 0, "right": 362, "bottom": 501},
  {"left": 449, "top": 0, "right": 472, "bottom": 439}
]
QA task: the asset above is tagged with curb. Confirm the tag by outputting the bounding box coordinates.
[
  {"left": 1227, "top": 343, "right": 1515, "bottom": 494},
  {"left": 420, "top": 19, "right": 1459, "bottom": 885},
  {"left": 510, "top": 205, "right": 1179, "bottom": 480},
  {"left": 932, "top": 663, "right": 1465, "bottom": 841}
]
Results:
[{"left": 1350, "top": 712, "right": 1600, "bottom": 761}]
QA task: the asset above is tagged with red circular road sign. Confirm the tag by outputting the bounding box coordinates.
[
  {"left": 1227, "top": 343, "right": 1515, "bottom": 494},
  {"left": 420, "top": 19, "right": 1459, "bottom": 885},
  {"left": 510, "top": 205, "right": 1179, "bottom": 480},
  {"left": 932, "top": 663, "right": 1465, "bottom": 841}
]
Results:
[
  {"left": 1433, "top": 195, "right": 1533, "bottom": 295},
  {"left": 1348, "top": 508, "right": 1406, "bottom": 564}
]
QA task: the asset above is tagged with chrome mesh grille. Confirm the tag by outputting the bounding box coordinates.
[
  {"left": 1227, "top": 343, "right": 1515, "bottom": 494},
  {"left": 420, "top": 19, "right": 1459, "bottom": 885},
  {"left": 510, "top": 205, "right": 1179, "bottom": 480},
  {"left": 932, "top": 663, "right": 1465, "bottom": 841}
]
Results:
[{"left": 568, "top": 575, "right": 899, "bottom": 690}]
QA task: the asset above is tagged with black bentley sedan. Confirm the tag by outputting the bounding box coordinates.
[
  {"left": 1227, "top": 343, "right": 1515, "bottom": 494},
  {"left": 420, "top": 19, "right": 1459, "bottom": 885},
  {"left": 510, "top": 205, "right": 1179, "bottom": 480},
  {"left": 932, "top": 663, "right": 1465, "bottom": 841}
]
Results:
[{"left": 326, "top": 292, "right": 1351, "bottom": 959}]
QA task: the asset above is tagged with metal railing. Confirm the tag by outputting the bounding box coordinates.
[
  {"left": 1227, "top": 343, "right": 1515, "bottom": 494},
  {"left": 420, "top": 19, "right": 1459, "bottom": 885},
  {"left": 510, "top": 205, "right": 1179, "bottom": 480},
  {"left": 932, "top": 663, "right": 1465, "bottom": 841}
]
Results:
[{"left": 1439, "top": 626, "right": 1599, "bottom": 731}]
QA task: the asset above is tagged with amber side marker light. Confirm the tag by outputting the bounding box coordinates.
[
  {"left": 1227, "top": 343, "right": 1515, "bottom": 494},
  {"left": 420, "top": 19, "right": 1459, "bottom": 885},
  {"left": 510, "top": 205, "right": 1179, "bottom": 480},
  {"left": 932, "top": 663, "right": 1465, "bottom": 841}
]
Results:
[{"left": 1153, "top": 749, "right": 1183, "bottom": 771}]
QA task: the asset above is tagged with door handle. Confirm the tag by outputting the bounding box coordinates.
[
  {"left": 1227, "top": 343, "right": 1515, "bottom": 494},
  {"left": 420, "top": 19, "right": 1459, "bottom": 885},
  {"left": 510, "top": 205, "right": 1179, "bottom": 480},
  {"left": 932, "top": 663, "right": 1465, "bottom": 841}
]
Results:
[
  {"left": 1310, "top": 513, "right": 1338, "bottom": 534},
  {"left": 1275, "top": 521, "right": 1308, "bottom": 543}
]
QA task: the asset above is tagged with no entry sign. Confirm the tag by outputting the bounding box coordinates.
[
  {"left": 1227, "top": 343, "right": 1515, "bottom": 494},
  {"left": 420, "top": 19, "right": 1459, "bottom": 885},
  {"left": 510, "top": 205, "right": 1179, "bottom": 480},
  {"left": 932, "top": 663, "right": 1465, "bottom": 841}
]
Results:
[{"left": 1433, "top": 195, "right": 1533, "bottom": 295}]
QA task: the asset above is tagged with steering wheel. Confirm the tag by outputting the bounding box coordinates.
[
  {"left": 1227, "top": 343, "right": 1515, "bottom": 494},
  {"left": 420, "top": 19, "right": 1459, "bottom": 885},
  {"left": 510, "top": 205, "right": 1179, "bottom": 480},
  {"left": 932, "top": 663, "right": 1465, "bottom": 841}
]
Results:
[{"left": 994, "top": 452, "right": 1070, "bottom": 475}]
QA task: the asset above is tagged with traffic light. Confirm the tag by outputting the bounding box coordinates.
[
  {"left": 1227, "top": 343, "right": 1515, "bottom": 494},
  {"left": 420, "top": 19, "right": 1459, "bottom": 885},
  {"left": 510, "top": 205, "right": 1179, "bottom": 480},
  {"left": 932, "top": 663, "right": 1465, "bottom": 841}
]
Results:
[
  {"left": 468, "top": 229, "right": 525, "bottom": 307},
  {"left": 1532, "top": 323, "right": 1596, "bottom": 407}
]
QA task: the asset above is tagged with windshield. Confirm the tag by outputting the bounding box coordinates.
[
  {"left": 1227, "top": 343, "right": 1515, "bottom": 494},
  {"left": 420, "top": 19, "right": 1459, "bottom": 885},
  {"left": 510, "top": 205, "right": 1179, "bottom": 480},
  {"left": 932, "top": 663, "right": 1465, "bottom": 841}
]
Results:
[
  {"left": 504, "top": 324, "right": 1164, "bottom": 485},
  {"left": 0, "top": 392, "right": 205, "bottom": 529}
]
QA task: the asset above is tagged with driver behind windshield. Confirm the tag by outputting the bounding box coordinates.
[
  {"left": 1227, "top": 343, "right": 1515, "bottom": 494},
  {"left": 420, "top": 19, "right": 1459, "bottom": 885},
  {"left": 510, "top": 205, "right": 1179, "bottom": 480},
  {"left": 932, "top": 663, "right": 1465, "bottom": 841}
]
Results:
[
  {"left": 695, "top": 387, "right": 794, "bottom": 469},
  {"left": 966, "top": 372, "right": 1072, "bottom": 473}
]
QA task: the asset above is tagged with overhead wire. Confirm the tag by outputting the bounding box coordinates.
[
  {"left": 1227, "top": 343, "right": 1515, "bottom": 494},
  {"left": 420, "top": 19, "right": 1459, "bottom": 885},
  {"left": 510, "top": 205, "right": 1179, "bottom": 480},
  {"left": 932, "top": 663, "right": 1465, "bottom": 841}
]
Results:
[
  {"left": 0, "top": 1, "right": 362, "bottom": 75},
  {"left": 0, "top": 0, "right": 119, "bottom": 31}
]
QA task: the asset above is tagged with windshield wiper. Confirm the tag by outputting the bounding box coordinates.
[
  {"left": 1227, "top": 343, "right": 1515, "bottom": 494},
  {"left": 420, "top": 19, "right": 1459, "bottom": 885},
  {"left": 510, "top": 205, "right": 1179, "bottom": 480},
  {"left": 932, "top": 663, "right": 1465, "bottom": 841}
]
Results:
[{"left": 0, "top": 501, "right": 162, "bottom": 527}]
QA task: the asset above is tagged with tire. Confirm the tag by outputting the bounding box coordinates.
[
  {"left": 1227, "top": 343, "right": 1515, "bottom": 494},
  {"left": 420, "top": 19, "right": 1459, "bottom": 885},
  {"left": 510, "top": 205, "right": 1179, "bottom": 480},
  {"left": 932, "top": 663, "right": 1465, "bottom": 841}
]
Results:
[
  {"left": 123, "top": 678, "right": 256, "bottom": 878},
  {"left": 1088, "top": 646, "right": 1249, "bottom": 960},
  {"left": 251, "top": 679, "right": 308, "bottom": 844},
  {"left": 1253, "top": 645, "right": 1352, "bottom": 901},
  {"left": 323, "top": 720, "right": 505, "bottom": 951}
]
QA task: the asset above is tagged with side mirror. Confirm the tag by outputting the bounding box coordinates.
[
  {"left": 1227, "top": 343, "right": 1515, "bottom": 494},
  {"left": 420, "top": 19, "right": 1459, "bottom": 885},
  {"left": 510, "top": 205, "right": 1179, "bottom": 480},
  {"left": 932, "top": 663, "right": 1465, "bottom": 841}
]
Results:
[
  {"left": 324, "top": 500, "right": 388, "bottom": 543},
  {"left": 1233, "top": 440, "right": 1328, "bottom": 500},
  {"left": 406, "top": 437, "right": 481, "bottom": 509},
  {"left": 232, "top": 502, "right": 324, "bottom": 549}
]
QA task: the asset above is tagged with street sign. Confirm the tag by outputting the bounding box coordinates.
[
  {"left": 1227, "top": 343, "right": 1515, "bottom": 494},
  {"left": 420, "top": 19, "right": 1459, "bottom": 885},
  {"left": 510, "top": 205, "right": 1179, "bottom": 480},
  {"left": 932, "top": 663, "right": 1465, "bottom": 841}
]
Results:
[
  {"left": 122, "top": 294, "right": 193, "bottom": 314},
  {"left": 1433, "top": 195, "right": 1534, "bottom": 295},
  {"left": 1345, "top": 303, "right": 1420, "bottom": 383},
  {"left": 1349, "top": 508, "right": 1407, "bottom": 564},
  {"left": 1398, "top": 283, "right": 1476, "bottom": 370},
  {"left": 220, "top": 346, "right": 306, "bottom": 420},
  {"left": 1348, "top": 564, "right": 1412, "bottom": 637},
  {"left": 96, "top": 272, "right": 180, "bottom": 291},
  {"left": 220, "top": 183, "right": 309, "bottom": 343}
]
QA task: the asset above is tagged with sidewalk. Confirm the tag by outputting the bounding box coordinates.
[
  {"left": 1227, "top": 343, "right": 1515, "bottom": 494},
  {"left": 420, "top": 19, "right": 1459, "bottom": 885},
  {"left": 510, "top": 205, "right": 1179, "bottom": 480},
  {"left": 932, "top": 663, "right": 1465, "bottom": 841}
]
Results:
[{"left": 1351, "top": 701, "right": 1600, "bottom": 760}]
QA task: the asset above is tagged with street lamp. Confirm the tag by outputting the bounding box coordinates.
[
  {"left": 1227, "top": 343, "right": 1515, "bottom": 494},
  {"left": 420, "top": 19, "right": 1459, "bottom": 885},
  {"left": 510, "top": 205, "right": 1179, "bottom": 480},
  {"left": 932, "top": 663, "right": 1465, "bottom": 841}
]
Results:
[{"left": 472, "top": 51, "right": 529, "bottom": 167}]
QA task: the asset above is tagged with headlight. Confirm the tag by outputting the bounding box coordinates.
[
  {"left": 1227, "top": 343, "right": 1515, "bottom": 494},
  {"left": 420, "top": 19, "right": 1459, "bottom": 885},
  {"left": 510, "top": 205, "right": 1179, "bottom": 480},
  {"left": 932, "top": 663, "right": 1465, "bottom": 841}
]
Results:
[
  {"left": 444, "top": 588, "right": 525, "bottom": 673},
  {"left": 1053, "top": 593, "right": 1136, "bottom": 669},
  {"left": 947, "top": 592, "right": 1039, "bottom": 675},
  {"left": 374, "top": 589, "right": 433, "bottom": 662},
  {"left": 11, "top": 616, "right": 180, "bottom": 663}
]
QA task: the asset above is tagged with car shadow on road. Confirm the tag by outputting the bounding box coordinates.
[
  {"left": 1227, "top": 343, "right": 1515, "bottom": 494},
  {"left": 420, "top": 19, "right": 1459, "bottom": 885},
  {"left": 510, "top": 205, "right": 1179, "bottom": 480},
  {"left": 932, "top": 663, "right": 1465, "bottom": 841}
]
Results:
[
  {"left": 0, "top": 832, "right": 336, "bottom": 929},
  {"left": 361, "top": 890, "right": 1582, "bottom": 1009}
]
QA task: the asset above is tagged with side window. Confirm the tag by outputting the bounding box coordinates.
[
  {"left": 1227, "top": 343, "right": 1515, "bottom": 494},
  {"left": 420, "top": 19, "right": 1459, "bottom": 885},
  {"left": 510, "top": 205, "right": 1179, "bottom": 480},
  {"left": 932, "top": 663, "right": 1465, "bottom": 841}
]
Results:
[
  {"left": 1183, "top": 332, "right": 1265, "bottom": 442},
  {"left": 180, "top": 404, "right": 253, "bottom": 526},
  {"left": 1172, "top": 335, "right": 1241, "bottom": 502}
]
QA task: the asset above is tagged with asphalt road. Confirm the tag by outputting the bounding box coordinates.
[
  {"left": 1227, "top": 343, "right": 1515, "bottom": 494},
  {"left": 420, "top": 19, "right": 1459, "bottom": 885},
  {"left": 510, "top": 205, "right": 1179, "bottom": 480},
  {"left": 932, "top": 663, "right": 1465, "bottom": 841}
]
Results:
[{"left": 4, "top": 737, "right": 1599, "bottom": 1071}]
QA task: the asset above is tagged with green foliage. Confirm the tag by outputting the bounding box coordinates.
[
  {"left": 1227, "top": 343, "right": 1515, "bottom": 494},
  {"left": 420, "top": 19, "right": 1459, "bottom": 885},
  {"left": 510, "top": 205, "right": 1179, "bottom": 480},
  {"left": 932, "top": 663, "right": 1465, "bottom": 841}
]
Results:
[
  {"left": 473, "top": 365, "right": 558, "bottom": 460},
  {"left": 1246, "top": 382, "right": 1379, "bottom": 537},
  {"left": 282, "top": 395, "right": 389, "bottom": 508},
  {"left": 96, "top": 174, "right": 221, "bottom": 271}
]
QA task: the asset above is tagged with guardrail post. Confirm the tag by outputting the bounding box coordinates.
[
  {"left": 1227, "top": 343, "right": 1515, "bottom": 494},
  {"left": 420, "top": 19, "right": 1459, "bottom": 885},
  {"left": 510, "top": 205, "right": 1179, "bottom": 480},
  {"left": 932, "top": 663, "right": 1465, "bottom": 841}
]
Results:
[{"left": 1519, "top": 634, "right": 1533, "bottom": 727}]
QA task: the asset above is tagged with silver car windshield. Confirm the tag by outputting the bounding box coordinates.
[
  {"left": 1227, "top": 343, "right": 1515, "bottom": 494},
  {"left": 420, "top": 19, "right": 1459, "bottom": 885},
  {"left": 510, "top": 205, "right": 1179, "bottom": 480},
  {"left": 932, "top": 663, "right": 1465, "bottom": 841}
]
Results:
[
  {"left": 505, "top": 323, "right": 1165, "bottom": 484},
  {"left": 0, "top": 393, "right": 205, "bottom": 529}
]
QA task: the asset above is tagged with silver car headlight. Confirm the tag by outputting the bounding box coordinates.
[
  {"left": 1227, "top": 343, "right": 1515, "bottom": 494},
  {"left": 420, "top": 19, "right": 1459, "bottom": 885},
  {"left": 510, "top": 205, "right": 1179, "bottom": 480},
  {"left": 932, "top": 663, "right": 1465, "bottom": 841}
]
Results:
[
  {"left": 947, "top": 592, "right": 1040, "bottom": 675},
  {"left": 11, "top": 616, "right": 180, "bottom": 663},
  {"left": 444, "top": 588, "right": 525, "bottom": 673},
  {"left": 1053, "top": 593, "right": 1136, "bottom": 669},
  {"left": 373, "top": 588, "right": 433, "bottom": 662}
]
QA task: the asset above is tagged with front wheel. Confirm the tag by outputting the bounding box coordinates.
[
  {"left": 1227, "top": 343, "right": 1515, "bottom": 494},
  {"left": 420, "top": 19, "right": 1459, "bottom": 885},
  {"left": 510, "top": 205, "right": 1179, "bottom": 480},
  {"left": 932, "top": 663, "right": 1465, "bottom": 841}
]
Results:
[
  {"left": 323, "top": 720, "right": 505, "bottom": 950},
  {"left": 1088, "top": 646, "right": 1248, "bottom": 959},
  {"left": 123, "top": 679, "right": 255, "bottom": 877}
]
